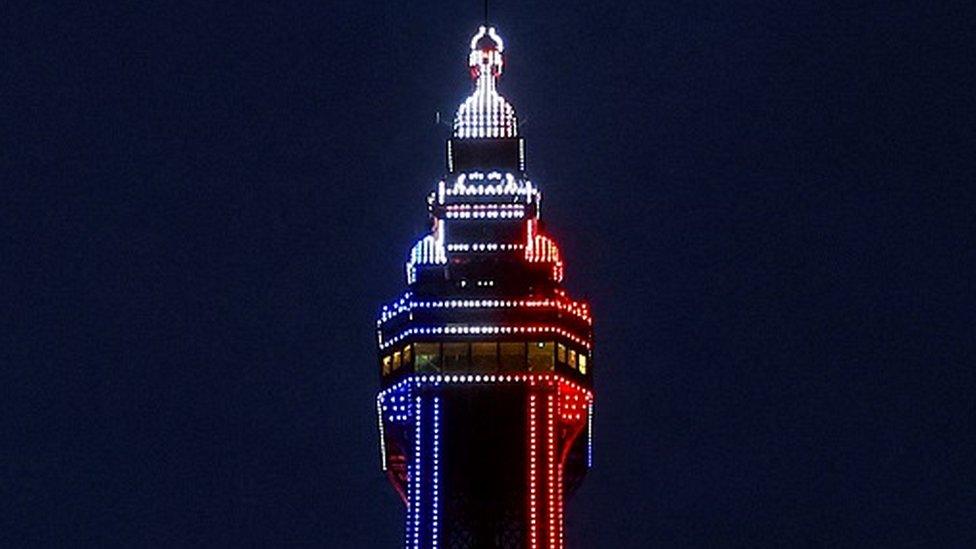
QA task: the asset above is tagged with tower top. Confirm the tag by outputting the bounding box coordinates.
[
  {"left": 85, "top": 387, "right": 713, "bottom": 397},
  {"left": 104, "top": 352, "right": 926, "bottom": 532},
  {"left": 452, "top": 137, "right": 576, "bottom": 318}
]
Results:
[{"left": 454, "top": 26, "right": 517, "bottom": 139}]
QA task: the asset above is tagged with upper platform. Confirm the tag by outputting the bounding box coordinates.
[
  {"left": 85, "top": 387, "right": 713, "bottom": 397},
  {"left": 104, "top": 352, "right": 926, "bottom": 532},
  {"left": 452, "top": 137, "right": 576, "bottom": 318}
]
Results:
[{"left": 379, "top": 26, "right": 593, "bottom": 389}]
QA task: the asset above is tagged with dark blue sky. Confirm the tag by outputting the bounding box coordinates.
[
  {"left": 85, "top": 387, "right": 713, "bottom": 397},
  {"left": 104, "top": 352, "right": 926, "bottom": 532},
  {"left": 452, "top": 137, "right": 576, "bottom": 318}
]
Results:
[{"left": 3, "top": 1, "right": 973, "bottom": 546}]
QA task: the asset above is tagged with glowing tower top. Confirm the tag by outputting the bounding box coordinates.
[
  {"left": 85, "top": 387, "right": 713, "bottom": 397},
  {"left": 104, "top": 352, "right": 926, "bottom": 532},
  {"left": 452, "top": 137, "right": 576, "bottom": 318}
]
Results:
[
  {"left": 376, "top": 26, "right": 595, "bottom": 548},
  {"left": 454, "top": 26, "right": 518, "bottom": 139}
]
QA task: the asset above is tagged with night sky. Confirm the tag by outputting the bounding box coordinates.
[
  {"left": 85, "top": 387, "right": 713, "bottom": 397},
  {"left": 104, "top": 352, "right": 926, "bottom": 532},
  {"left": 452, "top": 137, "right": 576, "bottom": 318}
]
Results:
[{"left": 3, "top": 1, "right": 973, "bottom": 547}]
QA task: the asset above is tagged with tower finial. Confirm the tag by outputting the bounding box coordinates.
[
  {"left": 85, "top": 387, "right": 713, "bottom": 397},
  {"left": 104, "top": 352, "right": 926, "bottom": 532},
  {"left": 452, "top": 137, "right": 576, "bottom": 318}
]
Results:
[
  {"left": 455, "top": 26, "right": 516, "bottom": 138},
  {"left": 484, "top": 0, "right": 489, "bottom": 25},
  {"left": 467, "top": 26, "right": 504, "bottom": 81}
]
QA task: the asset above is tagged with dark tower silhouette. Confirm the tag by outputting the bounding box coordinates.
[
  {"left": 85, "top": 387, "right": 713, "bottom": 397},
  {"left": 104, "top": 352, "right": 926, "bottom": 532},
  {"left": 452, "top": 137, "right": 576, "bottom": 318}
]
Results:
[{"left": 376, "top": 26, "right": 594, "bottom": 549}]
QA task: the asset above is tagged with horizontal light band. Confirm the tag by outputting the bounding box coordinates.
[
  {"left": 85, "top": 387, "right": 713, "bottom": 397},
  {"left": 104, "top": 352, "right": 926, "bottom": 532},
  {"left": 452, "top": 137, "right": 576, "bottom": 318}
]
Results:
[
  {"left": 446, "top": 243, "right": 525, "bottom": 252},
  {"left": 378, "top": 372, "right": 594, "bottom": 402},
  {"left": 445, "top": 210, "right": 524, "bottom": 219},
  {"left": 379, "top": 325, "right": 591, "bottom": 350},
  {"left": 378, "top": 297, "right": 592, "bottom": 326}
]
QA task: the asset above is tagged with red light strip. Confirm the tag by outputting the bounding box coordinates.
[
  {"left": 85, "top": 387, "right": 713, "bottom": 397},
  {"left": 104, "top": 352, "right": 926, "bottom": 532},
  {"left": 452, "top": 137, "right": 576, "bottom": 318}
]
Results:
[
  {"left": 557, "top": 453, "right": 564, "bottom": 548},
  {"left": 525, "top": 219, "right": 565, "bottom": 282},
  {"left": 547, "top": 392, "right": 557, "bottom": 548},
  {"left": 528, "top": 392, "right": 539, "bottom": 549}
]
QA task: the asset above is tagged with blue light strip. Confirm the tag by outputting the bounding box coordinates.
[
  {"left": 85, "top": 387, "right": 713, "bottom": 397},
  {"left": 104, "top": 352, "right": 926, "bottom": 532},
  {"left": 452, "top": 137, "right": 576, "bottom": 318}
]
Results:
[
  {"left": 405, "top": 459, "right": 411, "bottom": 546},
  {"left": 413, "top": 395, "right": 422, "bottom": 549},
  {"left": 431, "top": 397, "right": 441, "bottom": 548}
]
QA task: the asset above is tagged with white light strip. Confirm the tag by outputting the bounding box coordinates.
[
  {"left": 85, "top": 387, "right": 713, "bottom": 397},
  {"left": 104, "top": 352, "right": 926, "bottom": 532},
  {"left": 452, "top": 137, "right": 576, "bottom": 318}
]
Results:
[
  {"left": 378, "top": 373, "right": 593, "bottom": 402},
  {"left": 445, "top": 204, "right": 525, "bottom": 212},
  {"left": 446, "top": 141, "right": 453, "bottom": 173},
  {"left": 446, "top": 242, "right": 524, "bottom": 252},
  {"left": 377, "top": 395, "right": 388, "bottom": 471},
  {"left": 444, "top": 210, "right": 524, "bottom": 219}
]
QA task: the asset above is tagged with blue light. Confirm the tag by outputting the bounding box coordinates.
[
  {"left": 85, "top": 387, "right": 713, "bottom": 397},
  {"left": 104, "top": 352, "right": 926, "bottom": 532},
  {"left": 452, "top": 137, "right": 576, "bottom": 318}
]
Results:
[{"left": 432, "top": 397, "right": 441, "bottom": 548}]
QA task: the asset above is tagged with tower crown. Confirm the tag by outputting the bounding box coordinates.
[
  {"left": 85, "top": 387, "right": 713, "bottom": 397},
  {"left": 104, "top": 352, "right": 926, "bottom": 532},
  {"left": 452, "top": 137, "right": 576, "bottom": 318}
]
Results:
[{"left": 454, "top": 26, "right": 517, "bottom": 139}]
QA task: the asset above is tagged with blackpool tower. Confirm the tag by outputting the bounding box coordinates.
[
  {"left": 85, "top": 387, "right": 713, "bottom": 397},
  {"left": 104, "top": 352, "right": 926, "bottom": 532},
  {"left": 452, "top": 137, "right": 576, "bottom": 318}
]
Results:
[{"left": 376, "top": 26, "right": 594, "bottom": 549}]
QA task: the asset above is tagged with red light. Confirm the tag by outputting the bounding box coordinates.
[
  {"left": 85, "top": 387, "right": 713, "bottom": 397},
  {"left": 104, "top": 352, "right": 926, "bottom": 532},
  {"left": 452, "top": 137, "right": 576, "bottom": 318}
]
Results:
[{"left": 525, "top": 220, "right": 565, "bottom": 283}]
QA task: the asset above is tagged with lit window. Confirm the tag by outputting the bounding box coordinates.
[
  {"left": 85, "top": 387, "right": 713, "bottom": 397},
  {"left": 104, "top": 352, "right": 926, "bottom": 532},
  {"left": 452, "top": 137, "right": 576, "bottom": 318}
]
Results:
[
  {"left": 568, "top": 349, "right": 577, "bottom": 369},
  {"left": 578, "top": 353, "right": 587, "bottom": 375},
  {"left": 382, "top": 355, "right": 392, "bottom": 375},
  {"left": 443, "top": 343, "right": 469, "bottom": 371},
  {"left": 402, "top": 345, "right": 412, "bottom": 366},
  {"left": 471, "top": 342, "right": 498, "bottom": 372},
  {"left": 557, "top": 343, "right": 567, "bottom": 363},
  {"left": 415, "top": 342, "right": 440, "bottom": 372},
  {"left": 528, "top": 341, "right": 554, "bottom": 372},
  {"left": 499, "top": 342, "right": 526, "bottom": 371}
]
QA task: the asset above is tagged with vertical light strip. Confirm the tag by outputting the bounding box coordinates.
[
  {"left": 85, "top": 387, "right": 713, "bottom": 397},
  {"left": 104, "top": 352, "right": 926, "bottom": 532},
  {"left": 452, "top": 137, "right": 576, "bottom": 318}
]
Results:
[
  {"left": 405, "top": 415, "right": 412, "bottom": 549},
  {"left": 547, "top": 392, "right": 556, "bottom": 549},
  {"left": 587, "top": 403, "right": 594, "bottom": 468},
  {"left": 446, "top": 140, "right": 453, "bottom": 173},
  {"left": 377, "top": 395, "right": 388, "bottom": 471},
  {"left": 557, "top": 463, "right": 564, "bottom": 548},
  {"left": 431, "top": 397, "right": 441, "bottom": 549},
  {"left": 413, "top": 395, "right": 422, "bottom": 549},
  {"left": 404, "top": 397, "right": 413, "bottom": 549},
  {"left": 555, "top": 384, "right": 564, "bottom": 549},
  {"left": 528, "top": 393, "right": 538, "bottom": 549}
]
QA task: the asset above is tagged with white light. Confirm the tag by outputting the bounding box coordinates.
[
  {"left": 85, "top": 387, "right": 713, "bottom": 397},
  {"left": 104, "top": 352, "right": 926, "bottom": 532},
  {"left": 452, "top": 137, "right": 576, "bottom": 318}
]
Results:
[
  {"left": 377, "top": 396, "right": 387, "bottom": 470},
  {"left": 454, "top": 28, "right": 517, "bottom": 139},
  {"left": 404, "top": 222, "right": 447, "bottom": 284}
]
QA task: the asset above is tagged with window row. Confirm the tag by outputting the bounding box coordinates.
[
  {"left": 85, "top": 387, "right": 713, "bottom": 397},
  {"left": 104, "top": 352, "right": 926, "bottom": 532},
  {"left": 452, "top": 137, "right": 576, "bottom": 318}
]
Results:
[{"left": 381, "top": 341, "right": 588, "bottom": 376}]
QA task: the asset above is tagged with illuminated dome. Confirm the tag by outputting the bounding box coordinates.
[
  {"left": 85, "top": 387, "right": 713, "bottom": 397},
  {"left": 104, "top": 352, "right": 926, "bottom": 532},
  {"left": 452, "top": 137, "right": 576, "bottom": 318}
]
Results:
[{"left": 453, "top": 26, "right": 518, "bottom": 139}]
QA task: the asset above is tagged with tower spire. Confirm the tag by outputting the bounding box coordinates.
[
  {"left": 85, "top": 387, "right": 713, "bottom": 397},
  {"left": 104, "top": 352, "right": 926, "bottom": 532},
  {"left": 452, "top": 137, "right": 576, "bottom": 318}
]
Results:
[{"left": 454, "top": 26, "right": 516, "bottom": 139}]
